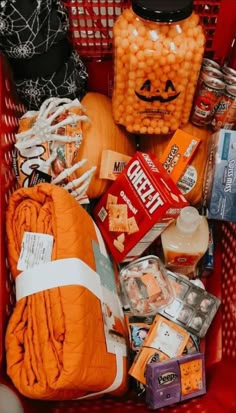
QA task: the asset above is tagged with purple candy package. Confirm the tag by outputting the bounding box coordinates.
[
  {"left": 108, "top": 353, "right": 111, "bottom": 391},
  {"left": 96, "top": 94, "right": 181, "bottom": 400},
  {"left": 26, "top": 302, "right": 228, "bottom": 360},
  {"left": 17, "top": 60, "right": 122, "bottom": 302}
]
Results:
[{"left": 146, "top": 353, "right": 206, "bottom": 409}]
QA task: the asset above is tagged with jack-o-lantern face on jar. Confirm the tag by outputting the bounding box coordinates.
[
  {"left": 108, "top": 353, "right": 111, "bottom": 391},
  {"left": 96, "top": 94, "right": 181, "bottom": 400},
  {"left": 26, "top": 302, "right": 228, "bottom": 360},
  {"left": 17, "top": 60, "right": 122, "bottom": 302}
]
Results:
[
  {"left": 135, "top": 79, "right": 181, "bottom": 103},
  {"left": 112, "top": 0, "right": 205, "bottom": 135}
]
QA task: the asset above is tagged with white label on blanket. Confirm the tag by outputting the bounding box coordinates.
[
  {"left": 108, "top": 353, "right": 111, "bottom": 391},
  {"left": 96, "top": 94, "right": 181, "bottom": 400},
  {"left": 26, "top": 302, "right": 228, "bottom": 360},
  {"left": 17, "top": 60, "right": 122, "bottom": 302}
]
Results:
[
  {"left": 16, "top": 258, "right": 103, "bottom": 302},
  {"left": 92, "top": 240, "right": 127, "bottom": 358},
  {"left": 17, "top": 232, "right": 53, "bottom": 271}
]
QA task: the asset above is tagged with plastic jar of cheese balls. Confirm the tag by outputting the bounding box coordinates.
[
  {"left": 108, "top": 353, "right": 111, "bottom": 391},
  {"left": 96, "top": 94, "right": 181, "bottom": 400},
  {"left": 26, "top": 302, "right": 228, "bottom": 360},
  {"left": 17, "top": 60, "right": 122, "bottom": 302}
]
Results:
[{"left": 112, "top": 0, "right": 205, "bottom": 135}]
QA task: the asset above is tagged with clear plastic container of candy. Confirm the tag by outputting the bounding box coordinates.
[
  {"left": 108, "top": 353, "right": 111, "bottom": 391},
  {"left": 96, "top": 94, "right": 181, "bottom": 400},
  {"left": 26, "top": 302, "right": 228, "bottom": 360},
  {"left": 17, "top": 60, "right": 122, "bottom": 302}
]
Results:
[
  {"left": 112, "top": 0, "right": 205, "bottom": 135},
  {"left": 119, "top": 255, "right": 174, "bottom": 315}
]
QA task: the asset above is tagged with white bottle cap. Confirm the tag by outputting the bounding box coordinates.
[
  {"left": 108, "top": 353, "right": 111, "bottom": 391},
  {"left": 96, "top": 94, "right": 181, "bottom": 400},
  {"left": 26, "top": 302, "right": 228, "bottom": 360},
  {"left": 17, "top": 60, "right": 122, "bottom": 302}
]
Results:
[
  {"left": 0, "top": 385, "right": 24, "bottom": 413},
  {"left": 176, "top": 206, "right": 201, "bottom": 234}
]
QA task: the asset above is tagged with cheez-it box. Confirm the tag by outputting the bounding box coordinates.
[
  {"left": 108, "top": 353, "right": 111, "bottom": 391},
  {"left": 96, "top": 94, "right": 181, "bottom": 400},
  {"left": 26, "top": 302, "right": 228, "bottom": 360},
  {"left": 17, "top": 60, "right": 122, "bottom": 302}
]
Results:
[{"left": 93, "top": 152, "right": 189, "bottom": 263}]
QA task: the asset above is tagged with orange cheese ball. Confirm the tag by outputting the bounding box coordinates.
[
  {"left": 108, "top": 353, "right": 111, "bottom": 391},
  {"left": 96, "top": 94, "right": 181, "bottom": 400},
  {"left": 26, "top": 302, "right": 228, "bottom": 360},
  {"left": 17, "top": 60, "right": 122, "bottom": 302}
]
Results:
[{"left": 112, "top": 8, "right": 205, "bottom": 134}]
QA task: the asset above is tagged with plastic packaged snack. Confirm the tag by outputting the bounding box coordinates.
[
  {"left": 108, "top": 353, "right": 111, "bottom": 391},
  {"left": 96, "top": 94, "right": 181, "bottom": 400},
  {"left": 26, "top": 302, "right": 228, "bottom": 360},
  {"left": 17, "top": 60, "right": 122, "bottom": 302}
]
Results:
[
  {"left": 13, "top": 97, "right": 96, "bottom": 204},
  {"left": 129, "top": 314, "right": 190, "bottom": 384},
  {"left": 158, "top": 270, "right": 221, "bottom": 337},
  {"left": 125, "top": 314, "right": 155, "bottom": 351},
  {"left": 120, "top": 256, "right": 174, "bottom": 316},
  {"left": 125, "top": 314, "right": 200, "bottom": 355}
]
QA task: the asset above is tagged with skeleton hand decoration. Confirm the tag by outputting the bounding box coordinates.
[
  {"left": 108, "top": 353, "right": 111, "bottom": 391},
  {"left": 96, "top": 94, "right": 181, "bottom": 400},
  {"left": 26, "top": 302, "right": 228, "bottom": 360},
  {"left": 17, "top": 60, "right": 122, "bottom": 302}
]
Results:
[
  {"left": 15, "top": 97, "right": 89, "bottom": 150},
  {"left": 14, "top": 97, "right": 96, "bottom": 204}
]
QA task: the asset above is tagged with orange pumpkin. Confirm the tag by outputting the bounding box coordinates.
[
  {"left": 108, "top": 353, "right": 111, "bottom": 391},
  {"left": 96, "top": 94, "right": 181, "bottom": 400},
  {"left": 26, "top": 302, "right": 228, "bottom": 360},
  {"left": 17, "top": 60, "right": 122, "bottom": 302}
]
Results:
[
  {"left": 75, "top": 92, "right": 137, "bottom": 199},
  {"left": 139, "top": 123, "right": 212, "bottom": 206}
]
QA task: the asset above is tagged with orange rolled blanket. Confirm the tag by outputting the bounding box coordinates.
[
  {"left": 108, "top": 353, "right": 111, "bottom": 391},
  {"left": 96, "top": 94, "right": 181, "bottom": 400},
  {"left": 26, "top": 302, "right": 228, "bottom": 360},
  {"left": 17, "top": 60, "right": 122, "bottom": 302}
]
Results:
[{"left": 5, "top": 183, "right": 128, "bottom": 400}]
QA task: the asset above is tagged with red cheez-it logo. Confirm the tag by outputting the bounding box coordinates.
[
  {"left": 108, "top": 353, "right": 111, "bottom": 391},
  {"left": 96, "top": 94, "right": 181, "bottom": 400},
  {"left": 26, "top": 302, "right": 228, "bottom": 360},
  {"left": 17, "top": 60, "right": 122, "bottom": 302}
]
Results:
[{"left": 127, "top": 158, "right": 164, "bottom": 214}]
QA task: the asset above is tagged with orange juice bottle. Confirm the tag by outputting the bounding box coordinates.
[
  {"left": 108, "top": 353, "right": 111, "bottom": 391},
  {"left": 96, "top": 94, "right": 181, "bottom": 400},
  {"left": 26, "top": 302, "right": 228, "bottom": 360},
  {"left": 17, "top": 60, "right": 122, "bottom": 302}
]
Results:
[
  {"left": 112, "top": 0, "right": 205, "bottom": 135},
  {"left": 161, "top": 206, "right": 209, "bottom": 278}
]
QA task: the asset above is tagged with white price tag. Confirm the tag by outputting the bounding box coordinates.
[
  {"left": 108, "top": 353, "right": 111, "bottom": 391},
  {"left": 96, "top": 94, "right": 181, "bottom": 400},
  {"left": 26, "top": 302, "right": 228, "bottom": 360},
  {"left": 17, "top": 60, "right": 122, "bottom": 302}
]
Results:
[{"left": 17, "top": 232, "right": 54, "bottom": 271}]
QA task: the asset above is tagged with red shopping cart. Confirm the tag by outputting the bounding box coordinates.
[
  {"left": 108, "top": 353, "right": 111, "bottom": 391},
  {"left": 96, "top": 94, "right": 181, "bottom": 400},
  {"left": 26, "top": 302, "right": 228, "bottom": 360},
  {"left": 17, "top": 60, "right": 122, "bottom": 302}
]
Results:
[{"left": 65, "top": 0, "right": 236, "bottom": 95}]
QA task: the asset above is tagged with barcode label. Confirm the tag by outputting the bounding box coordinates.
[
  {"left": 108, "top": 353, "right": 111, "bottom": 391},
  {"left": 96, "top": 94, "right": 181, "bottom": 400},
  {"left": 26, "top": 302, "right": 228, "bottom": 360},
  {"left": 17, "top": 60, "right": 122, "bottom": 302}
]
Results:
[
  {"left": 17, "top": 232, "right": 54, "bottom": 271},
  {"left": 125, "top": 223, "right": 169, "bottom": 258},
  {"left": 178, "top": 166, "right": 197, "bottom": 194},
  {"left": 184, "top": 139, "right": 198, "bottom": 157}
]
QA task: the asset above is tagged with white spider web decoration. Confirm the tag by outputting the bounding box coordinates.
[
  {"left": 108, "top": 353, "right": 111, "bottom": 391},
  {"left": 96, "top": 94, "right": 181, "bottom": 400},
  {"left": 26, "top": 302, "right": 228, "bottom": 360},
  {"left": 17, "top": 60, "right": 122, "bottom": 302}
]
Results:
[
  {"left": 15, "top": 51, "right": 87, "bottom": 109},
  {"left": 0, "top": 0, "right": 68, "bottom": 58},
  {"left": 0, "top": 0, "right": 88, "bottom": 109}
]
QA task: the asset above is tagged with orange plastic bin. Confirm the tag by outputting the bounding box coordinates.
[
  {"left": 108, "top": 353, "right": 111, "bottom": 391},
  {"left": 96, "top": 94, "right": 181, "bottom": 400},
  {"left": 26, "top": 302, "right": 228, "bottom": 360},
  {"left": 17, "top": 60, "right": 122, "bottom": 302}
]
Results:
[{"left": 0, "top": 0, "right": 236, "bottom": 412}]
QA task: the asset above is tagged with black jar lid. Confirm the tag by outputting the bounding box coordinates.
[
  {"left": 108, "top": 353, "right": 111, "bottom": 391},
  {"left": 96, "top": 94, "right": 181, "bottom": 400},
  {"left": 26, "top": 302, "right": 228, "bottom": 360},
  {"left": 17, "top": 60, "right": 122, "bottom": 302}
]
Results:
[{"left": 132, "top": 0, "right": 193, "bottom": 23}]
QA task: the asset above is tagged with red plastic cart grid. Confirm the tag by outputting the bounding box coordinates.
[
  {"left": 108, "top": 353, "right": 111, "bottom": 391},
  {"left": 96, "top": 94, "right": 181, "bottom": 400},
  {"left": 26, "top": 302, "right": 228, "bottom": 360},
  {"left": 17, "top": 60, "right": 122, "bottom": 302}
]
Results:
[
  {"left": 0, "top": 0, "right": 236, "bottom": 412},
  {"left": 64, "top": 0, "right": 236, "bottom": 95}
]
